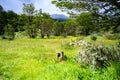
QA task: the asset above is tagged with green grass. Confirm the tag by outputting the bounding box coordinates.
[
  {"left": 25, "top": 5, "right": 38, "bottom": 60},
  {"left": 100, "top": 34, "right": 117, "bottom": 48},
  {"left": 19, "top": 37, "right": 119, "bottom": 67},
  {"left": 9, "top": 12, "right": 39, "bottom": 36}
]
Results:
[{"left": 0, "top": 37, "right": 120, "bottom": 80}]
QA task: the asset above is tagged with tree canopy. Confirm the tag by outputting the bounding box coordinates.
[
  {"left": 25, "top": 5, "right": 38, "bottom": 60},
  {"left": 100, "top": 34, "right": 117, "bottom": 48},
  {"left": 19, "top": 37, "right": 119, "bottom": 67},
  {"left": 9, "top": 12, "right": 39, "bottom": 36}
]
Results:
[{"left": 52, "top": 0, "right": 120, "bottom": 33}]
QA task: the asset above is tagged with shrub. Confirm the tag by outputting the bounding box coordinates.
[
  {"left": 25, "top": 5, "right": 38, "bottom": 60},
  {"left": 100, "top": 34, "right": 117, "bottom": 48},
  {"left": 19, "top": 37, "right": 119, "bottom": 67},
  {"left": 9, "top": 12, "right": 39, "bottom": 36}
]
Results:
[
  {"left": 74, "top": 40, "right": 120, "bottom": 69},
  {"left": 90, "top": 35, "right": 97, "bottom": 41},
  {"left": 15, "top": 31, "right": 28, "bottom": 38}
]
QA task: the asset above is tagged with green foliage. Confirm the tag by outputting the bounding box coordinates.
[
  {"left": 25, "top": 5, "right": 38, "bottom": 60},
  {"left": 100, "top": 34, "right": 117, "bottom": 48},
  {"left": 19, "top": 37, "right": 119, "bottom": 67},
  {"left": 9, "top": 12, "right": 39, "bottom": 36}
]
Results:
[
  {"left": 33, "top": 11, "right": 54, "bottom": 38},
  {"left": 76, "top": 12, "right": 95, "bottom": 35},
  {"left": 23, "top": 3, "right": 35, "bottom": 16},
  {"left": 3, "top": 24, "right": 15, "bottom": 40},
  {"left": 52, "top": 0, "right": 120, "bottom": 34},
  {"left": 17, "top": 14, "right": 28, "bottom": 31},
  {"left": 91, "top": 35, "right": 97, "bottom": 41},
  {"left": 0, "top": 10, "right": 18, "bottom": 35},
  {"left": 7, "top": 11, "right": 18, "bottom": 32},
  {"left": 112, "top": 62, "right": 120, "bottom": 79},
  {"left": 25, "top": 24, "right": 38, "bottom": 38},
  {"left": 53, "top": 21, "right": 63, "bottom": 36},
  {"left": 64, "top": 19, "right": 77, "bottom": 36},
  {"left": 76, "top": 12, "right": 93, "bottom": 27},
  {"left": 0, "top": 11, "right": 7, "bottom": 35},
  {"left": 75, "top": 40, "right": 120, "bottom": 69},
  {"left": 22, "top": 3, "right": 35, "bottom": 25},
  {"left": 40, "top": 13, "right": 53, "bottom": 38},
  {"left": 15, "top": 31, "right": 28, "bottom": 38},
  {"left": 0, "top": 5, "right": 5, "bottom": 35},
  {"left": 0, "top": 5, "right": 4, "bottom": 12}
]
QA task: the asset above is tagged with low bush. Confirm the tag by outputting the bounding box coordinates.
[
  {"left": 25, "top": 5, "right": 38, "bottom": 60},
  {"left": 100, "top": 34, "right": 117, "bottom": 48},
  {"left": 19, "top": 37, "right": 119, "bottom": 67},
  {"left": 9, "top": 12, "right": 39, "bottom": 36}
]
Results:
[
  {"left": 15, "top": 31, "right": 28, "bottom": 38},
  {"left": 90, "top": 35, "right": 97, "bottom": 41},
  {"left": 74, "top": 40, "right": 120, "bottom": 69}
]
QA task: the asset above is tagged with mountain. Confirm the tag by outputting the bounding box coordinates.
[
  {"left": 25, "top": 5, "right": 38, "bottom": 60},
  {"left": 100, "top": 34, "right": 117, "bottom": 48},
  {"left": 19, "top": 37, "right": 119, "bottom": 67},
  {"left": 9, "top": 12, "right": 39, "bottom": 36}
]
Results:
[{"left": 50, "top": 14, "right": 68, "bottom": 22}]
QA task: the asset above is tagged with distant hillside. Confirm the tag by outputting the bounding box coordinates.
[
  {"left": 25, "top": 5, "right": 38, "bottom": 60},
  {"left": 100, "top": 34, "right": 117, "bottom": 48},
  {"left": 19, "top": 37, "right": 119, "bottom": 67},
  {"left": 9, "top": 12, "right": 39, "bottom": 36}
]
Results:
[{"left": 50, "top": 14, "right": 68, "bottom": 22}]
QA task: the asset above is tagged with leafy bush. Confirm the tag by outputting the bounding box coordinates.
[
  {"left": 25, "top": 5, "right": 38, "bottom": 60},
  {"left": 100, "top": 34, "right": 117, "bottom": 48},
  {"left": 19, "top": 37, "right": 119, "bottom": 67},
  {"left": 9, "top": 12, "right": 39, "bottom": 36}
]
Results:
[
  {"left": 15, "top": 31, "right": 28, "bottom": 38},
  {"left": 74, "top": 40, "right": 120, "bottom": 69},
  {"left": 90, "top": 35, "right": 97, "bottom": 41},
  {"left": 2, "top": 24, "right": 15, "bottom": 40}
]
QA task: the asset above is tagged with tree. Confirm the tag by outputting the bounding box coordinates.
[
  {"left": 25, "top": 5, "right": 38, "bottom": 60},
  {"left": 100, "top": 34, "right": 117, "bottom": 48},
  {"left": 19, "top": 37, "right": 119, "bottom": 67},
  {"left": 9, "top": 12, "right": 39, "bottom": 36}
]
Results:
[
  {"left": 33, "top": 9, "right": 42, "bottom": 37},
  {"left": 52, "top": 0, "right": 120, "bottom": 33},
  {"left": 0, "top": 5, "right": 18, "bottom": 38},
  {"left": 17, "top": 14, "right": 28, "bottom": 31},
  {"left": 0, "top": 5, "right": 6, "bottom": 35},
  {"left": 3, "top": 24, "right": 15, "bottom": 40},
  {"left": 33, "top": 9, "right": 42, "bottom": 28},
  {"left": 76, "top": 12, "right": 95, "bottom": 35},
  {"left": 0, "top": 11, "right": 7, "bottom": 35},
  {"left": 64, "top": 19, "right": 77, "bottom": 36},
  {"left": 7, "top": 11, "right": 18, "bottom": 32},
  {"left": 0, "top": 5, "right": 4, "bottom": 12},
  {"left": 23, "top": 3, "right": 35, "bottom": 25},
  {"left": 22, "top": 3, "right": 38, "bottom": 38},
  {"left": 40, "top": 13, "right": 53, "bottom": 38},
  {"left": 25, "top": 24, "right": 37, "bottom": 38},
  {"left": 33, "top": 9, "right": 54, "bottom": 38},
  {"left": 53, "top": 21, "right": 64, "bottom": 36}
]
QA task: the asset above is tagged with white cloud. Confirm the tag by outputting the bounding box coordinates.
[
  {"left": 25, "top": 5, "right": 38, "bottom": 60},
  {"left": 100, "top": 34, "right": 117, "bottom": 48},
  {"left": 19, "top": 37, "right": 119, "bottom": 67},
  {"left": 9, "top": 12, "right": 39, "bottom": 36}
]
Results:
[
  {"left": 0, "top": 0, "right": 68, "bottom": 15},
  {"left": 33, "top": 0, "right": 68, "bottom": 15}
]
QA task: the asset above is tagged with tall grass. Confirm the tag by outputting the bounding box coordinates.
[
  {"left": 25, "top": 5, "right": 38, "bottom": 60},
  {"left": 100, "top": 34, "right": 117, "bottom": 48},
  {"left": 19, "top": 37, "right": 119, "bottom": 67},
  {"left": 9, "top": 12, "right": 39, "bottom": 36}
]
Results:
[{"left": 0, "top": 37, "right": 119, "bottom": 80}]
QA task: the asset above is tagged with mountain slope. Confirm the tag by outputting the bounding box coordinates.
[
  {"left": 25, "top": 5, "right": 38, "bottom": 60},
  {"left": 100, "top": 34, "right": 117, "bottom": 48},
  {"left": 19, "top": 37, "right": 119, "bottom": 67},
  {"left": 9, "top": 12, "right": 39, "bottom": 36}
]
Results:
[{"left": 50, "top": 14, "right": 68, "bottom": 21}]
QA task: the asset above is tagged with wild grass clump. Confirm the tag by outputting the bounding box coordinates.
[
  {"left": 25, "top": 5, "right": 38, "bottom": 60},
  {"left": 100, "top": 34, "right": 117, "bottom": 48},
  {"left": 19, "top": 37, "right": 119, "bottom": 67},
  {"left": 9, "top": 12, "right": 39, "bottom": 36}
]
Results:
[{"left": 61, "top": 42, "right": 75, "bottom": 50}]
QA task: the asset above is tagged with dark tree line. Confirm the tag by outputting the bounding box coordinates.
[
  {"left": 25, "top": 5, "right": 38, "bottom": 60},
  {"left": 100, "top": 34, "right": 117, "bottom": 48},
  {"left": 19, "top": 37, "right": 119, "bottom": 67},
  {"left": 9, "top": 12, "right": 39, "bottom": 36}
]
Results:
[
  {"left": 0, "top": 1, "right": 120, "bottom": 40},
  {"left": 0, "top": 6, "right": 18, "bottom": 39},
  {"left": 0, "top": 3, "right": 82, "bottom": 40}
]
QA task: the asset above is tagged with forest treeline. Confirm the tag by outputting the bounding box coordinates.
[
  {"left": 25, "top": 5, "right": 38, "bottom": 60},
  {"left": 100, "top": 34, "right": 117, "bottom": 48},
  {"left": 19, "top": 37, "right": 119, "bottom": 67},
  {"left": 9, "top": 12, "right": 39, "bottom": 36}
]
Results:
[{"left": 0, "top": 0, "right": 120, "bottom": 40}]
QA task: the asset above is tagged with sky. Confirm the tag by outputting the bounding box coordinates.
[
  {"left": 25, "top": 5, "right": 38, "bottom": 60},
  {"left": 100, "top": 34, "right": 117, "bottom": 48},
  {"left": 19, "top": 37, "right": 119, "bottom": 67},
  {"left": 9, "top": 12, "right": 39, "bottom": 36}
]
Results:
[{"left": 0, "top": 0, "right": 68, "bottom": 15}]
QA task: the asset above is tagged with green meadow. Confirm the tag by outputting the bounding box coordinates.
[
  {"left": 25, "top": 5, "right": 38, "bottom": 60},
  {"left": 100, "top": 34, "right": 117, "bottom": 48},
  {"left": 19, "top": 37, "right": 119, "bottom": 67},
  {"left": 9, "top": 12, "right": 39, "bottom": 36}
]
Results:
[{"left": 0, "top": 37, "right": 120, "bottom": 80}]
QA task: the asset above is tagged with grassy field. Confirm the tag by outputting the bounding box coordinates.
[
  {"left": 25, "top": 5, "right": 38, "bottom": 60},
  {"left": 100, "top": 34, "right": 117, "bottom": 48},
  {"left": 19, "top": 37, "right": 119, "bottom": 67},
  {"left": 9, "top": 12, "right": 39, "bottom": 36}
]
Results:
[{"left": 0, "top": 36, "right": 120, "bottom": 80}]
